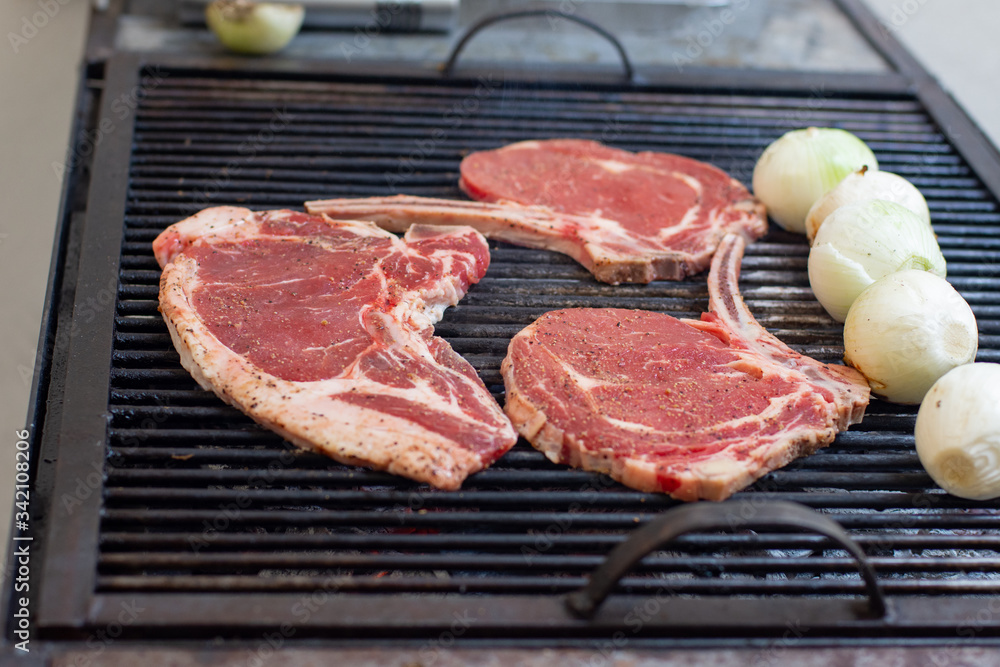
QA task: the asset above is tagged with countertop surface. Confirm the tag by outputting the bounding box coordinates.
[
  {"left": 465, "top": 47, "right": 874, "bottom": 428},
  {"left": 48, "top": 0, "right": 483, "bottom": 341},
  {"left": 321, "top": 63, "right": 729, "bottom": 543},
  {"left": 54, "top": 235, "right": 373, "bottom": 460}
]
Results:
[{"left": 121, "top": 0, "right": 888, "bottom": 72}]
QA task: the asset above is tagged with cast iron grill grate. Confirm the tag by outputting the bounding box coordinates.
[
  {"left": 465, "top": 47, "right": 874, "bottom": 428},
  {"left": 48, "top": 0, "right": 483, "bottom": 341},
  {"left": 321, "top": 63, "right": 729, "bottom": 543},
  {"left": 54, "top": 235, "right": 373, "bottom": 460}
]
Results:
[{"left": 37, "top": 64, "right": 1000, "bottom": 636}]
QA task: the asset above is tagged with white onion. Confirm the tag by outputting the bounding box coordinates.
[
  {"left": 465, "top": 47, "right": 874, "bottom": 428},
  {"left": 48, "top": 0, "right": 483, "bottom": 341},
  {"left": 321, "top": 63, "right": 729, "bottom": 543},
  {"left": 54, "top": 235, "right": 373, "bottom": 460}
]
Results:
[
  {"left": 807, "top": 199, "right": 946, "bottom": 322},
  {"left": 804, "top": 167, "right": 930, "bottom": 242},
  {"left": 752, "top": 127, "right": 878, "bottom": 234},
  {"left": 843, "top": 270, "right": 978, "bottom": 405},
  {"left": 205, "top": 0, "right": 304, "bottom": 55},
  {"left": 915, "top": 363, "right": 1000, "bottom": 500}
]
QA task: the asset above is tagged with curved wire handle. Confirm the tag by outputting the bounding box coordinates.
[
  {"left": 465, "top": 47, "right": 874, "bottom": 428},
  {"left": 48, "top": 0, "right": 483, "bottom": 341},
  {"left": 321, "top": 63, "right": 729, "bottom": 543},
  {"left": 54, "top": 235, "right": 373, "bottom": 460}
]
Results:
[
  {"left": 442, "top": 9, "right": 635, "bottom": 82},
  {"left": 565, "top": 500, "right": 888, "bottom": 620}
]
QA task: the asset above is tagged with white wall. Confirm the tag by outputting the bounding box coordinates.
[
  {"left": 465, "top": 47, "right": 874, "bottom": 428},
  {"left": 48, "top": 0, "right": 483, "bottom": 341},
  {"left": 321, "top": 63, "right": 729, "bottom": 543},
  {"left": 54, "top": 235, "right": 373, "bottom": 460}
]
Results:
[
  {"left": 862, "top": 0, "right": 1000, "bottom": 150},
  {"left": 0, "top": 0, "right": 90, "bottom": 549}
]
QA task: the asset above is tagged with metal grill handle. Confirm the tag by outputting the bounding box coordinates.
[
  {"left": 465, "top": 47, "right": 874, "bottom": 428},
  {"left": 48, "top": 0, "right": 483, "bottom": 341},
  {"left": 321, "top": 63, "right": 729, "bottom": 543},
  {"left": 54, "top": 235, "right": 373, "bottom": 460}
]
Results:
[
  {"left": 565, "top": 500, "right": 889, "bottom": 620},
  {"left": 442, "top": 9, "right": 635, "bottom": 82}
]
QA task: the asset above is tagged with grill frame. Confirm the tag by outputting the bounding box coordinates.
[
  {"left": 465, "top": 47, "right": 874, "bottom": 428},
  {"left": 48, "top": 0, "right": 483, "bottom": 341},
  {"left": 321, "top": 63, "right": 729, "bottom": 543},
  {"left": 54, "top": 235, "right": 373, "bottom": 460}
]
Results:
[{"left": 20, "top": 33, "right": 1000, "bottom": 645}]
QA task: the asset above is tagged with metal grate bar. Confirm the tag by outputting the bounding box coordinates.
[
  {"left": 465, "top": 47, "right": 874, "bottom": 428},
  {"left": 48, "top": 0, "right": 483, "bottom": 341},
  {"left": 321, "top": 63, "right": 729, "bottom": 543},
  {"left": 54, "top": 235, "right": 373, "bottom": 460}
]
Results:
[{"left": 98, "top": 530, "right": 1000, "bottom": 552}]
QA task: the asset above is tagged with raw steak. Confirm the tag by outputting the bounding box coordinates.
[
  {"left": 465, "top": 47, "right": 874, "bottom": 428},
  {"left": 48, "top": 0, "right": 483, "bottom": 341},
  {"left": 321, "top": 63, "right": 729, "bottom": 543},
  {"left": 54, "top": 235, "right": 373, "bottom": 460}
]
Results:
[
  {"left": 154, "top": 206, "right": 517, "bottom": 490},
  {"left": 463, "top": 139, "right": 767, "bottom": 282},
  {"left": 305, "top": 140, "right": 766, "bottom": 285},
  {"left": 501, "top": 233, "right": 870, "bottom": 501}
]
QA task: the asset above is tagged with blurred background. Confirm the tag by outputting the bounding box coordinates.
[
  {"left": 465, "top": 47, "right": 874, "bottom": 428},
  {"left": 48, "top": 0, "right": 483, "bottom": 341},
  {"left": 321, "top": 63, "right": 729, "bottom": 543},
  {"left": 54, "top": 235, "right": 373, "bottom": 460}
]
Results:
[{"left": 0, "top": 0, "right": 998, "bottom": 547}]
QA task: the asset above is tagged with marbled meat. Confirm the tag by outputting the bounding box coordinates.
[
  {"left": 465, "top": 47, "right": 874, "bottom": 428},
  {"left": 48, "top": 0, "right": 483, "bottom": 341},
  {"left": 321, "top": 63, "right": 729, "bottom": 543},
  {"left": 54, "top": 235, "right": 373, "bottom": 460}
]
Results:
[
  {"left": 154, "top": 206, "right": 517, "bottom": 489},
  {"left": 501, "top": 233, "right": 870, "bottom": 501}
]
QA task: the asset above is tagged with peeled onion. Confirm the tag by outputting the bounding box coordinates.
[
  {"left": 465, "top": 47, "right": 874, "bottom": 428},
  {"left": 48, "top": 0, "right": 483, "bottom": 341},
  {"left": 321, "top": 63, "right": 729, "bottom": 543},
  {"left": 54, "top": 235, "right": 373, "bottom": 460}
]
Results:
[
  {"left": 808, "top": 199, "right": 946, "bottom": 322},
  {"left": 752, "top": 127, "right": 878, "bottom": 234},
  {"left": 843, "top": 270, "right": 978, "bottom": 405},
  {"left": 805, "top": 167, "right": 930, "bottom": 242},
  {"left": 915, "top": 363, "right": 1000, "bottom": 500},
  {"left": 205, "top": 0, "right": 305, "bottom": 56}
]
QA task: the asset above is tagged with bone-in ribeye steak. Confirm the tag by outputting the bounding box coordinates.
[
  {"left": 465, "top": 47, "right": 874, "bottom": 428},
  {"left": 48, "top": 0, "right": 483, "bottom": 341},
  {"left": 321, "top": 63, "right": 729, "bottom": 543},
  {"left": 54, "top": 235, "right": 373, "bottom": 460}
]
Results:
[
  {"left": 462, "top": 138, "right": 768, "bottom": 282},
  {"left": 306, "top": 139, "right": 767, "bottom": 285},
  {"left": 502, "top": 234, "right": 870, "bottom": 501},
  {"left": 154, "top": 206, "right": 517, "bottom": 489}
]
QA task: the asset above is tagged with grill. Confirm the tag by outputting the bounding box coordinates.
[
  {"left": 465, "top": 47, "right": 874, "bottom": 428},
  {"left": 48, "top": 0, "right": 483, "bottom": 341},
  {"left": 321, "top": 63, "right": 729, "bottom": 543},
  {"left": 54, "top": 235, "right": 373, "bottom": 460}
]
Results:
[{"left": 19, "top": 11, "right": 1000, "bottom": 652}]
